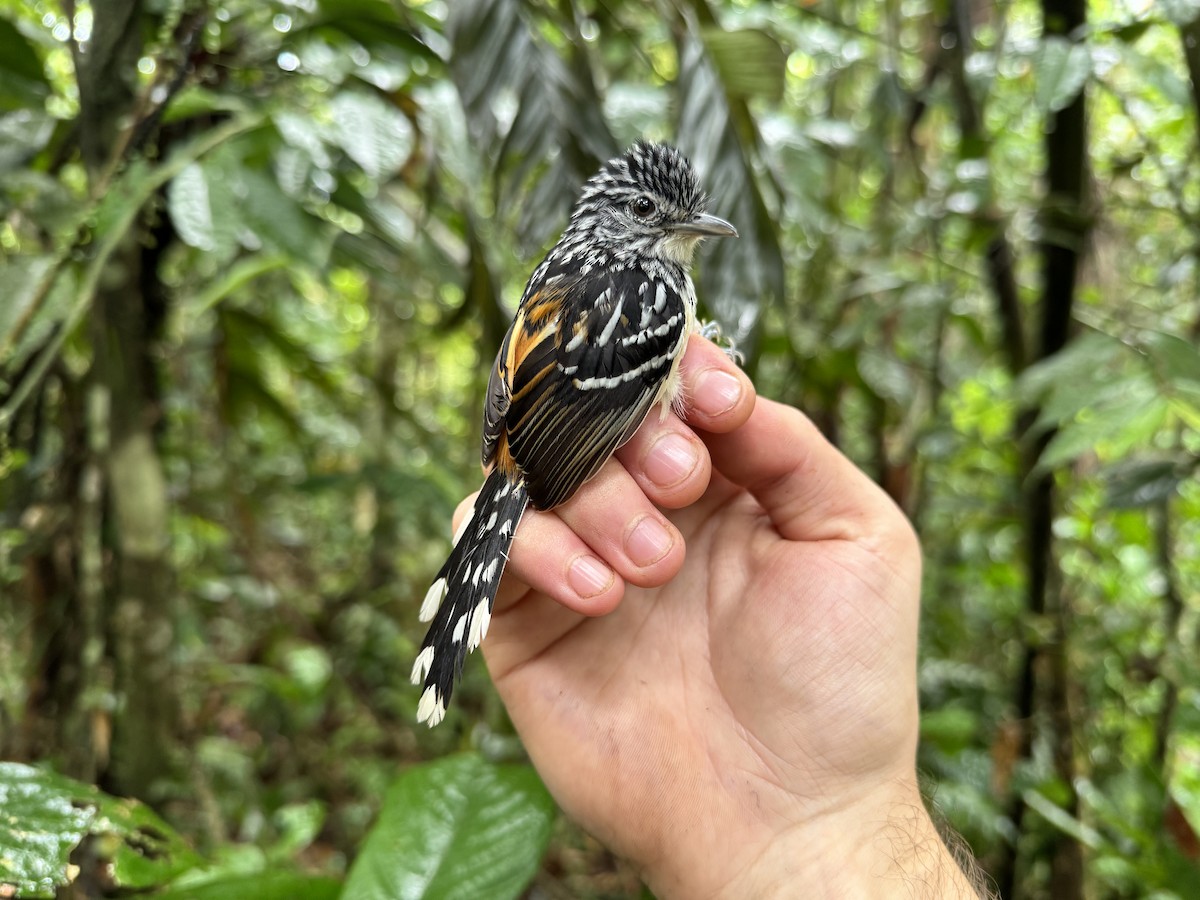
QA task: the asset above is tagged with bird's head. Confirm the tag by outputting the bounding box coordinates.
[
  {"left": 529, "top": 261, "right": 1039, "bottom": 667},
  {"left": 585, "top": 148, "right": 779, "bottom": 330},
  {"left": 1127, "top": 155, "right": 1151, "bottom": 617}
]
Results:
[{"left": 564, "top": 141, "right": 737, "bottom": 267}]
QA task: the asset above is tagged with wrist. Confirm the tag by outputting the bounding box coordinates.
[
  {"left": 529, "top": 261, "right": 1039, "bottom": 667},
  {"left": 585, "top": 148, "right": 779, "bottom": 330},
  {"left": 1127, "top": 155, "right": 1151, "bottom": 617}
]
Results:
[{"left": 687, "top": 779, "right": 983, "bottom": 900}]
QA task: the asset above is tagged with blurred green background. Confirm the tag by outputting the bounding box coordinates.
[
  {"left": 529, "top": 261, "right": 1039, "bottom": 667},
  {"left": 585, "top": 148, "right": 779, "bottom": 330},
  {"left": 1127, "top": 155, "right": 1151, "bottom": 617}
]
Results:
[{"left": 2, "top": 0, "right": 1199, "bottom": 897}]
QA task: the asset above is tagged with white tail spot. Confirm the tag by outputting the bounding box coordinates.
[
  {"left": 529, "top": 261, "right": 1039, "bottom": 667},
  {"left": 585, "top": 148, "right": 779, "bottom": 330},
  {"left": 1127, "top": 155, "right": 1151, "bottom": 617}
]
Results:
[
  {"left": 417, "top": 686, "right": 446, "bottom": 726},
  {"left": 410, "top": 646, "right": 435, "bottom": 685},
  {"left": 420, "top": 578, "right": 446, "bottom": 622},
  {"left": 468, "top": 598, "right": 492, "bottom": 651}
]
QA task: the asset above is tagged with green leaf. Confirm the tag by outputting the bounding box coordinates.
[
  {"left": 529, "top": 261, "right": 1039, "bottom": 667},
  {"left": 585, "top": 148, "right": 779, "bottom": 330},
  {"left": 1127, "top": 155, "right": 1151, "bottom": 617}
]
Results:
[
  {"left": 700, "top": 28, "right": 788, "bottom": 101},
  {"left": 0, "top": 762, "right": 201, "bottom": 898},
  {"left": 1034, "top": 37, "right": 1090, "bottom": 113},
  {"left": 169, "top": 162, "right": 220, "bottom": 252},
  {"left": 858, "top": 350, "right": 914, "bottom": 406},
  {"left": 239, "top": 169, "right": 329, "bottom": 265},
  {"left": 0, "top": 17, "right": 49, "bottom": 112},
  {"left": 0, "top": 254, "right": 59, "bottom": 367},
  {"left": 328, "top": 91, "right": 414, "bottom": 179},
  {"left": 1016, "top": 330, "right": 1126, "bottom": 425},
  {"left": 162, "top": 87, "right": 253, "bottom": 125},
  {"left": 340, "top": 754, "right": 555, "bottom": 900},
  {"left": 187, "top": 254, "right": 290, "bottom": 316},
  {"left": 1032, "top": 391, "right": 1169, "bottom": 475},
  {"left": 153, "top": 871, "right": 341, "bottom": 900},
  {"left": 166, "top": 151, "right": 245, "bottom": 262},
  {"left": 1142, "top": 330, "right": 1200, "bottom": 388},
  {"left": 0, "top": 109, "right": 55, "bottom": 171}
]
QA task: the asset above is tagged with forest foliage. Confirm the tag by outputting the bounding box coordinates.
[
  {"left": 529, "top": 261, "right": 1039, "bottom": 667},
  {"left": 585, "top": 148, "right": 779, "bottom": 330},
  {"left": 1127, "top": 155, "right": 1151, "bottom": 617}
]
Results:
[{"left": 1, "top": 0, "right": 1199, "bottom": 897}]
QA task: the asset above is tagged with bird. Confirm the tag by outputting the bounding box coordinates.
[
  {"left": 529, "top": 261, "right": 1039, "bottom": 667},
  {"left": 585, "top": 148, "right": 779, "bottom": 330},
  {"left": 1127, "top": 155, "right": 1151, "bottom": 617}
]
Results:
[{"left": 411, "top": 141, "right": 737, "bottom": 726}]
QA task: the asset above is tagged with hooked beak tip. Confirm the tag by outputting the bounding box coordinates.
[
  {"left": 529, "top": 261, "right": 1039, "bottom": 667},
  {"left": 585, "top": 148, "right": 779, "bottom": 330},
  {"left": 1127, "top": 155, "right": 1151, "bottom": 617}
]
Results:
[{"left": 670, "top": 213, "right": 738, "bottom": 239}]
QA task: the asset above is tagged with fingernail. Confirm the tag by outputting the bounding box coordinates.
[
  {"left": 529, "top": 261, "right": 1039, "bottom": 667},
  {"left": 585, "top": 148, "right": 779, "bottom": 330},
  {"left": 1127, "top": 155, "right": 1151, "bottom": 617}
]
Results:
[
  {"left": 644, "top": 432, "right": 698, "bottom": 487},
  {"left": 569, "top": 555, "right": 613, "bottom": 598},
  {"left": 626, "top": 516, "right": 673, "bottom": 567},
  {"left": 695, "top": 369, "right": 743, "bottom": 416}
]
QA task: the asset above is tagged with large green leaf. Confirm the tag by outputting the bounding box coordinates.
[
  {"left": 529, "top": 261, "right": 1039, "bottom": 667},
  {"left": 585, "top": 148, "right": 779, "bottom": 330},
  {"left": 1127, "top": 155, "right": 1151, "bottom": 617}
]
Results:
[
  {"left": 0, "top": 762, "right": 201, "bottom": 898},
  {"left": 340, "top": 754, "right": 555, "bottom": 900}
]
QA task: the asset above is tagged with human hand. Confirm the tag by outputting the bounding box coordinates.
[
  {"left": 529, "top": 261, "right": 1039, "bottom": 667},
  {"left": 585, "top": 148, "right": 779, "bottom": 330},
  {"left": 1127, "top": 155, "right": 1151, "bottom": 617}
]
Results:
[{"left": 456, "top": 337, "right": 980, "bottom": 898}]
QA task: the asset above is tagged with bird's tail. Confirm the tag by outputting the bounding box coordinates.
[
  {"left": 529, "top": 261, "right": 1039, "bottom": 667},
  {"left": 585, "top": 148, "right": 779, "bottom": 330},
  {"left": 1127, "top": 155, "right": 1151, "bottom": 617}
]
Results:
[{"left": 411, "top": 470, "right": 529, "bottom": 726}]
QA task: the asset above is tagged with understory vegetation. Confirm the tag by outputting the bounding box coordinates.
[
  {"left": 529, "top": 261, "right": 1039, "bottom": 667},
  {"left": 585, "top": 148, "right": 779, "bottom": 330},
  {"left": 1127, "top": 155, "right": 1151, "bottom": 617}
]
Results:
[{"left": 1, "top": 0, "right": 1198, "bottom": 897}]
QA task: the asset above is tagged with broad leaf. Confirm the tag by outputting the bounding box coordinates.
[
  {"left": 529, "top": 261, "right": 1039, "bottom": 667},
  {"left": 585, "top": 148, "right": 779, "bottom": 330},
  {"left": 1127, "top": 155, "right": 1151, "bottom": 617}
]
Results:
[
  {"left": 0, "top": 762, "right": 201, "bottom": 898},
  {"left": 340, "top": 754, "right": 555, "bottom": 900}
]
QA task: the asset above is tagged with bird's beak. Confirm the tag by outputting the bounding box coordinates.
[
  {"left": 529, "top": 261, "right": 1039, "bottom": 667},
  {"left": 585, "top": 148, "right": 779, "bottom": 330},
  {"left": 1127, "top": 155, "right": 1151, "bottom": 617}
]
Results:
[{"left": 669, "top": 213, "right": 738, "bottom": 238}]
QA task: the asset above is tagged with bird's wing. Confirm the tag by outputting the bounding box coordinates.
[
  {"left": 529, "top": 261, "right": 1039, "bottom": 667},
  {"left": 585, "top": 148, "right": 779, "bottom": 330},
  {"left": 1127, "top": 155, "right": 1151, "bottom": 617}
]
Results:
[
  {"left": 502, "top": 267, "right": 689, "bottom": 510},
  {"left": 481, "top": 275, "right": 582, "bottom": 469}
]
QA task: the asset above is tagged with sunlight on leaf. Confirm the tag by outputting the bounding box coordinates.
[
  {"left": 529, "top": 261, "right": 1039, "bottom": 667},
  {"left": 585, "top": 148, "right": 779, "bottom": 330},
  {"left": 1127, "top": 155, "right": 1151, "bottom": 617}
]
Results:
[{"left": 340, "top": 754, "right": 555, "bottom": 900}]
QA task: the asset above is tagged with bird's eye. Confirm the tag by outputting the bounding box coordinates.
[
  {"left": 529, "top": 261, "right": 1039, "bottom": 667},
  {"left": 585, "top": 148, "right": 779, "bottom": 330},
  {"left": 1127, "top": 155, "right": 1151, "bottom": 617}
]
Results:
[{"left": 630, "top": 196, "right": 657, "bottom": 219}]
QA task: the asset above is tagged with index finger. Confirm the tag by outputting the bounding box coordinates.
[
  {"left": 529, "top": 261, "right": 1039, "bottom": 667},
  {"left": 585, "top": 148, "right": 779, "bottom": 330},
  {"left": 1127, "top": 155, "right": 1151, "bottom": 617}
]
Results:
[{"left": 676, "top": 334, "right": 756, "bottom": 433}]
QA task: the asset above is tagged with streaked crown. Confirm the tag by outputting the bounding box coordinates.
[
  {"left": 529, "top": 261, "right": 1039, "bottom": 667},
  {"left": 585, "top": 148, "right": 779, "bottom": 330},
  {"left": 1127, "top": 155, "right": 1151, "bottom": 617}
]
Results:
[{"left": 556, "top": 141, "right": 734, "bottom": 267}]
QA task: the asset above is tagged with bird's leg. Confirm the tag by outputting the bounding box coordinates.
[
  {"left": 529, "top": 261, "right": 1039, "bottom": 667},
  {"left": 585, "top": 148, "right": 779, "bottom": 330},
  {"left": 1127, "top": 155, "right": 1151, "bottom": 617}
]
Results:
[{"left": 698, "top": 320, "right": 744, "bottom": 366}]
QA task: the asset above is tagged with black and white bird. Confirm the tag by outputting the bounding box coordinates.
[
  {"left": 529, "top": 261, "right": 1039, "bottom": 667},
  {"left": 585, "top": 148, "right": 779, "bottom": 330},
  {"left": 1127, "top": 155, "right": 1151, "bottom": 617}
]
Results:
[{"left": 411, "top": 141, "right": 737, "bottom": 726}]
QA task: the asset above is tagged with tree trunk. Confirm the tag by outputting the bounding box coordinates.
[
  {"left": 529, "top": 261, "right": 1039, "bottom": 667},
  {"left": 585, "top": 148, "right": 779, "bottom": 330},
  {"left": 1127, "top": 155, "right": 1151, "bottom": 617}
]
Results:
[
  {"left": 996, "top": 0, "right": 1089, "bottom": 896},
  {"left": 72, "top": 0, "right": 180, "bottom": 797}
]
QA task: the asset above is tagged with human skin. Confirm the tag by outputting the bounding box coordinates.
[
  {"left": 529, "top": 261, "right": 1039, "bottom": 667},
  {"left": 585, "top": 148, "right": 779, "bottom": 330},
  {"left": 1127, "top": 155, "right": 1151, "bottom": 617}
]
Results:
[{"left": 454, "top": 337, "right": 981, "bottom": 898}]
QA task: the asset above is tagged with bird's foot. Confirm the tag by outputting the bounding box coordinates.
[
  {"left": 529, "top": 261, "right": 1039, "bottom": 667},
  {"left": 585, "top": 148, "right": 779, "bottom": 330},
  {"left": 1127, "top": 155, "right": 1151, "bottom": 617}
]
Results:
[{"left": 699, "top": 320, "right": 744, "bottom": 366}]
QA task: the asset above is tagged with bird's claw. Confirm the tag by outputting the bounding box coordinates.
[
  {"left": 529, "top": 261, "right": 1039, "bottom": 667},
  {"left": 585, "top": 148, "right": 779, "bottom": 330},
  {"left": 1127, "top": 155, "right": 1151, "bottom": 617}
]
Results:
[{"left": 699, "top": 320, "right": 744, "bottom": 366}]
